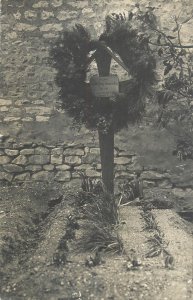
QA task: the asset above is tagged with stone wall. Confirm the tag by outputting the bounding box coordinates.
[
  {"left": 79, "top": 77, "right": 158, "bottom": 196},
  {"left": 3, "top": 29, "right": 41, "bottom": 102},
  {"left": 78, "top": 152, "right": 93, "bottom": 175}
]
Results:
[
  {"left": 1, "top": 0, "right": 192, "bottom": 139},
  {"left": 1, "top": 0, "right": 193, "bottom": 187},
  {"left": 0, "top": 136, "right": 175, "bottom": 191},
  {"left": 1, "top": 0, "right": 133, "bottom": 135}
]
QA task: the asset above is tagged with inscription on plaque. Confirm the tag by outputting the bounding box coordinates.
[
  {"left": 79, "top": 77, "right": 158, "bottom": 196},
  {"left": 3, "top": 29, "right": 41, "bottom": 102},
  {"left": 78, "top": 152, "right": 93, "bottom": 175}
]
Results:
[{"left": 90, "top": 75, "right": 119, "bottom": 97}]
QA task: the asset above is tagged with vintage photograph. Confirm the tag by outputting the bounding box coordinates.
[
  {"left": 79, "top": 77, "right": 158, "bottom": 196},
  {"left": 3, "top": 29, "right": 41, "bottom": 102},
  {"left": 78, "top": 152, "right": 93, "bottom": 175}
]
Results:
[{"left": 0, "top": 0, "right": 193, "bottom": 299}]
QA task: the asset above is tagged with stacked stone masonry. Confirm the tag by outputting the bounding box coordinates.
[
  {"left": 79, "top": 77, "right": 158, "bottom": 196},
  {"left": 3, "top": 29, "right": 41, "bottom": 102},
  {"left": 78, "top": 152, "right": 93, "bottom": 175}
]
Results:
[
  {"left": 0, "top": 138, "right": 176, "bottom": 191},
  {"left": 1, "top": 0, "right": 192, "bottom": 128},
  {"left": 1, "top": 0, "right": 193, "bottom": 190}
]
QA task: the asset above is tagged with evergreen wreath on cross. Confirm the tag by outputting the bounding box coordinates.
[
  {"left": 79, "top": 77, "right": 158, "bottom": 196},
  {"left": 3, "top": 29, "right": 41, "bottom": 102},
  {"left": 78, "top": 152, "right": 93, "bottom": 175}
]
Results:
[
  {"left": 50, "top": 13, "right": 156, "bottom": 133},
  {"left": 50, "top": 12, "right": 156, "bottom": 194}
]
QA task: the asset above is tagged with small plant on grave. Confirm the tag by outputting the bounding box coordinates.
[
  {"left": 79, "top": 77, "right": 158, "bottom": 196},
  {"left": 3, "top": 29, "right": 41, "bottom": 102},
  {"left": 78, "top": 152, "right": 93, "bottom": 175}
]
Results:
[
  {"left": 79, "top": 223, "right": 123, "bottom": 255},
  {"left": 77, "top": 189, "right": 123, "bottom": 254},
  {"left": 141, "top": 210, "right": 159, "bottom": 231},
  {"left": 66, "top": 214, "right": 80, "bottom": 230},
  {"left": 75, "top": 172, "right": 104, "bottom": 207},
  {"left": 146, "top": 231, "right": 165, "bottom": 258},
  {"left": 126, "top": 248, "right": 143, "bottom": 271},
  {"left": 82, "top": 190, "right": 119, "bottom": 226},
  {"left": 85, "top": 248, "right": 104, "bottom": 268},
  {"left": 146, "top": 234, "right": 175, "bottom": 269},
  {"left": 53, "top": 236, "right": 69, "bottom": 267},
  {"left": 118, "top": 173, "right": 144, "bottom": 205}
]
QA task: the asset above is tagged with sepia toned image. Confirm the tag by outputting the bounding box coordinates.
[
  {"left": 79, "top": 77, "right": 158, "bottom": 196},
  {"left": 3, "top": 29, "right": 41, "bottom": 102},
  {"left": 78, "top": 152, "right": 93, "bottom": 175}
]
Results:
[{"left": 0, "top": 0, "right": 193, "bottom": 299}]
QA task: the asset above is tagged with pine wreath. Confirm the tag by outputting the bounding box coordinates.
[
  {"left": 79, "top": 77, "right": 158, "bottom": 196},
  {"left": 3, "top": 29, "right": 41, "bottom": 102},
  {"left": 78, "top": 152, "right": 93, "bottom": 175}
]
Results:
[{"left": 50, "top": 14, "right": 156, "bottom": 133}]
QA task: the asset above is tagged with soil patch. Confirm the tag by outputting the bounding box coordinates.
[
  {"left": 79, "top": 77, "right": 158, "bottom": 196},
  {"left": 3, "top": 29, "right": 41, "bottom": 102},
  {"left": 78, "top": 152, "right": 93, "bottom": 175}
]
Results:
[{"left": 0, "top": 185, "right": 193, "bottom": 299}]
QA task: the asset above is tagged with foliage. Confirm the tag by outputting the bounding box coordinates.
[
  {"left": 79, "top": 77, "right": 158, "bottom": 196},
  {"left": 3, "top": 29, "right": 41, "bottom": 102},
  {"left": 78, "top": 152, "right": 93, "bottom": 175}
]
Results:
[
  {"left": 142, "top": 6, "right": 193, "bottom": 129},
  {"left": 146, "top": 232, "right": 168, "bottom": 258},
  {"left": 76, "top": 176, "right": 123, "bottom": 253},
  {"left": 79, "top": 223, "right": 123, "bottom": 254},
  {"left": 128, "top": 3, "right": 193, "bottom": 158},
  {"left": 141, "top": 210, "right": 159, "bottom": 231},
  {"left": 142, "top": 208, "right": 174, "bottom": 267},
  {"left": 118, "top": 173, "right": 144, "bottom": 205},
  {"left": 50, "top": 12, "right": 156, "bottom": 133},
  {"left": 81, "top": 190, "right": 119, "bottom": 227}
]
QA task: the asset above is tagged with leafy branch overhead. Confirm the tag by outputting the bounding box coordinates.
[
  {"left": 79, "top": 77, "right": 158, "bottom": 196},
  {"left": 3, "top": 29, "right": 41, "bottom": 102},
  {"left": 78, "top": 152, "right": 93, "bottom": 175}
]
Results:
[
  {"left": 50, "top": 12, "right": 156, "bottom": 133},
  {"left": 129, "top": 4, "right": 193, "bottom": 129}
]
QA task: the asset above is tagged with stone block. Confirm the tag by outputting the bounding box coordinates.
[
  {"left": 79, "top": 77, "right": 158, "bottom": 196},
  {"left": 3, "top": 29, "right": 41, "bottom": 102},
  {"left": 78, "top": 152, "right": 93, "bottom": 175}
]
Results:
[
  {"left": 85, "top": 169, "right": 101, "bottom": 178},
  {"left": 74, "top": 164, "right": 92, "bottom": 170},
  {"left": 43, "top": 165, "right": 55, "bottom": 171},
  {"left": 43, "top": 33, "right": 59, "bottom": 39},
  {"left": 65, "top": 156, "right": 81, "bottom": 166},
  {"left": 15, "top": 173, "right": 30, "bottom": 181},
  {"left": 0, "top": 99, "right": 12, "bottom": 106},
  {"left": 36, "top": 116, "right": 50, "bottom": 122},
  {"left": 32, "top": 171, "right": 54, "bottom": 181},
  {"left": 0, "top": 107, "right": 9, "bottom": 112},
  {"left": 26, "top": 106, "right": 52, "bottom": 115},
  {"left": 51, "top": 0, "right": 63, "bottom": 7},
  {"left": 82, "top": 153, "right": 100, "bottom": 164},
  {"left": 141, "top": 171, "right": 171, "bottom": 180},
  {"left": 41, "top": 11, "right": 54, "bottom": 20},
  {"left": 115, "top": 165, "right": 127, "bottom": 171},
  {"left": 56, "top": 10, "right": 77, "bottom": 21},
  {"left": 55, "top": 171, "right": 71, "bottom": 182},
  {"left": 82, "top": 8, "right": 95, "bottom": 17},
  {"left": 69, "top": 0, "right": 88, "bottom": 9},
  {"left": 15, "top": 100, "right": 30, "bottom": 106},
  {"left": 115, "top": 171, "right": 131, "bottom": 179},
  {"left": 90, "top": 147, "right": 100, "bottom": 154},
  {"left": 96, "top": 164, "right": 102, "bottom": 170},
  {"left": 28, "top": 155, "right": 50, "bottom": 165},
  {"left": 56, "top": 164, "right": 71, "bottom": 171},
  {"left": 25, "top": 165, "right": 42, "bottom": 172},
  {"left": 34, "top": 147, "right": 49, "bottom": 154},
  {"left": 32, "top": 100, "right": 45, "bottom": 105},
  {"left": 20, "top": 149, "right": 34, "bottom": 155},
  {"left": 4, "top": 149, "right": 19, "bottom": 156},
  {"left": 24, "top": 10, "right": 37, "bottom": 19},
  {"left": 63, "top": 148, "right": 84, "bottom": 156},
  {"left": 0, "top": 172, "right": 13, "bottom": 182},
  {"left": 114, "top": 157, "right": 131, "bottom": 165},
  {"left": 33, "top": 1, "right": 49, "bottom": 8},
  {"left": 12, "top": 155, "right": 27, "bottom": 165},
  {"left": 40, "top": 24, "right": 63, "bottom": 32},
  {"left": 0, "top": 156, "right": 11, "bottom": 164},
  {"left": 3, "top": 164, "right": 23, "bottom": 173},
  {"left": 4, "top": 117, "right": 21, "bottom": 122},
  {"left": 22, "top": 117, "right": 34, "bottom": 122},
  {"left": 51, "top": 148, "right": 63, "bottom": 164},
  {"left": 118, "top": 150, "right": 136, "bottom": 157},
  {"left": 15, "top": 23, "right": 37, "bottom": 31},
  {"left": 7, "top": 32, "right": 18, "bottom": 40}
]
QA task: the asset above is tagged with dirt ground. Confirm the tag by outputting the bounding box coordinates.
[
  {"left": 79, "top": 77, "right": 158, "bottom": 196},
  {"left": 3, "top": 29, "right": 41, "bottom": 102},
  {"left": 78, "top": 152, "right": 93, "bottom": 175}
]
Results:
[{"left": 0, "top": 182, "right": 193, "bottom": 300}]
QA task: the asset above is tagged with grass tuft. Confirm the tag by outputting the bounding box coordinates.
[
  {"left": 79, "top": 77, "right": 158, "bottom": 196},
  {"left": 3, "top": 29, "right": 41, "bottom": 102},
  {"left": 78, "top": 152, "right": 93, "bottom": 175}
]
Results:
[
  {"left": 76, "top": 175, "right": 123, "bottom": 254},
  {"left": 78, "top": 223, "right": 123, "bottom": 254}
]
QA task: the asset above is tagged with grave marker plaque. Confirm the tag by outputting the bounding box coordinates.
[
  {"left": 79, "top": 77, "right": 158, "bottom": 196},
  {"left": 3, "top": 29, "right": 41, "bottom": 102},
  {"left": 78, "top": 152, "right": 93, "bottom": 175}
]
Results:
[{"left": 90, "top": 75, "right": 119, "bottom": 97}]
